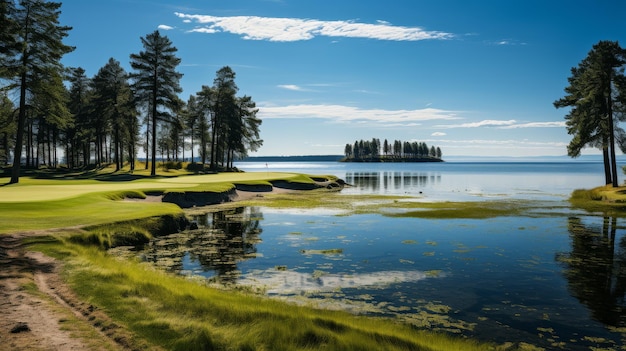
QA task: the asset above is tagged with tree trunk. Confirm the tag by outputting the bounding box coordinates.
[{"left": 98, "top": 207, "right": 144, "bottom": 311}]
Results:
[
  {"left": 10, "top": 73, "right": 27, "bottom": 183},
  {"left": 603, "top": 145, "right": 612, "bottom": 185},
  {"left": 607, "top": 76, "right": 618, "bottom": 187},
  {"left": 144, "top": 114, "right": 150, "bottom": 170},
  {"left": 114, "top": 126, "right": 120, "bottom": 171},
  {"left": 210, "top": 111, "right": 217, "bottom": 170},
  {"left": 151, "top": 87, "right": 158, "bottom": 176}
]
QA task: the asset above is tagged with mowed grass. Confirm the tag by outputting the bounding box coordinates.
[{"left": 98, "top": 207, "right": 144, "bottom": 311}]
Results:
[
  {"left": 0, "top": 172, "right": 303, "bottom": 202},
  {"left": 0, "top": 171, "right": 310, "bottom": 234}
]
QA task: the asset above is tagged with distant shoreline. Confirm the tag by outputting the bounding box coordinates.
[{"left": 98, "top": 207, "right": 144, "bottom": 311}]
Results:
[
  {"left": 238, "top": 155, "right": 344, "bottom": 162},
  {"left": 237, "top": 155, "right": 444, "bottom": 163},
  {"left": 341, "top": 156, "right": 444, "bottom": 163}
]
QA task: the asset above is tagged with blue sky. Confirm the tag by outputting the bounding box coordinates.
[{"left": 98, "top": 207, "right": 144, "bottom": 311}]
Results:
[{"left": 58, "top": 0, "right": 625, "bottom": 158}]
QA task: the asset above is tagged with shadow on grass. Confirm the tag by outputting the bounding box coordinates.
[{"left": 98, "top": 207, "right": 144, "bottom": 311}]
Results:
[
  {"left": 1, "top": 163, "right": 221, "bottom": 183},
  {"left": 29, "top": 168, "right": 153, "bottom": 182}
]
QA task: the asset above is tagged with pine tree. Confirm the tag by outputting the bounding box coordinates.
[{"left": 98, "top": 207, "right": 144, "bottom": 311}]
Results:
[
  {"left": 130, "top": 30, "right": 182, "bottom": 176},
  {"left": 0, "top": 0, "right": 18, "bottom": 80},
  {"left": 234, "top": 95, "right": 262, "bottom": 165},
  {"left": 211, "top": 66, "right": 237, "bottom": 170},
  {"left": 7, "top": 0, "right": 73, "bottom": 183},
  {"left": 555, "top": 41, "right": 626, "bottom": 186},
  {"left": 92, "top": 58, "right": 137, "bottom": 171}
]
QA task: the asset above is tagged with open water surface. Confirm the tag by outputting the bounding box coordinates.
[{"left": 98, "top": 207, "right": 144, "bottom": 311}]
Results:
[{"left": 138, "top": 161, "right": 626, "bottom": 350}]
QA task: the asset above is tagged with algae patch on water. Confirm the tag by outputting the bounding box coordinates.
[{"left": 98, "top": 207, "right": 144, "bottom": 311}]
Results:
[{"left": 300, "top": 248, "right": 344, "bottom": 255}]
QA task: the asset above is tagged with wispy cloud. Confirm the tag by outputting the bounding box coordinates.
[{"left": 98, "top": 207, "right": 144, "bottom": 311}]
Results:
[
  {"left": 435, "top": 119, "right": 564, "bottom": 129},
  {"left": 431, "top": 132, "right": 447, "bottom": 136},
  {"left": 436, "top": 119, "right": 517, "bottom": 128},
  {"left": 500, "top": 121, "right": 566, "bottom": 129},
  {"left": 430, "top": 138, "right": 567, "bottom": 151},
  {"left": 488, "top": 38, "right": 527, "bottom": 46},
  {"left": 258, "top": 104, "right": 460, "bottom": 123},
  {"left": 158, "top": 24, "right": 175, "bottom": 30},
  {"left": 174, "top": 13, "right": 454, "bottom": 42},
  {"left": 278, "top": 84, "right": 306, "bottom": 91}
]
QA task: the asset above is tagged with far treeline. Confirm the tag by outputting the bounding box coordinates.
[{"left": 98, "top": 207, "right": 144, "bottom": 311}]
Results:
[
  {"left": 0, "top": 0, "right": 263, "bottom": 184},
  {"left": 343, "top": 138, "right": 443, "bottom": 162}
]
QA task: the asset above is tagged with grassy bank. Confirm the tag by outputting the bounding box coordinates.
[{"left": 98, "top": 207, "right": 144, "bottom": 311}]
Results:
[
  {"left": 30, "top": 236, "right": 502, "bottom": 351},
  {"left": 569, "top": 185, "right": 626, "bottom": 216}
]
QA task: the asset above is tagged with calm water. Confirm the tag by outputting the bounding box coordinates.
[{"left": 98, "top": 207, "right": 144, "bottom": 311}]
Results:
[{"left": 139, "top": 162, "right": 626, "bottom": 350}]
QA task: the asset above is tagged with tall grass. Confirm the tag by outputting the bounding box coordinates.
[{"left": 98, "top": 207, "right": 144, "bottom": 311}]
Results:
[
  {"left": 31, "top": 238, "right": 504, "bottom": 351},
  {"left": 68, "top": 214, "right": 188, "bottom": 249}
]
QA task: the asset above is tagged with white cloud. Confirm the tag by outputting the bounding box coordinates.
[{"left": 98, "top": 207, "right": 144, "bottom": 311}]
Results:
[
  {"left": 258, "top": 104, "right": 461, "bottom": 123},
  {"left": 436, "top": 119, "right": 517, "bottom": 128},
  {"left": 435, "top": 119, "right": 564, "bottom": 129},
  {"left": 431, "top": 132, "right": 447, "bottom": 136},
  {"left": 488, "top": 38, "right": 527, "bottom": 46},
  {"left": 190, "top": 27, "right": 219, "bottom": 34},
  {"left": 158, "top": 24, "right": 174, "bottom": 30},
  {"left": 278, "top": 84, "right": 305, "bottom": 91},
  {"left": 499, "top": 121, "right": 566, "bottom": 129},
  {"left": 174, "top": 13, "right": 454, "bottom": 42}
]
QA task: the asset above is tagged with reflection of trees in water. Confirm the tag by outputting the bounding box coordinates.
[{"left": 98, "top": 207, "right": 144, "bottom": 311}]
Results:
[
  {"left": 345, "top": 171, "right": 441, "bottom": 192},
  {"left": 143, "top": 207, "right": 263, "bottom": 285},
  {"left": 557, "top": 216, "right": 626, "bottom": 327}
]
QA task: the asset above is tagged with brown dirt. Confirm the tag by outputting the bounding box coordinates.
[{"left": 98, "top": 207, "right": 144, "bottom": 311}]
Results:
[{"left": 0, "top": 232, "right": 137, "bottom": 351}]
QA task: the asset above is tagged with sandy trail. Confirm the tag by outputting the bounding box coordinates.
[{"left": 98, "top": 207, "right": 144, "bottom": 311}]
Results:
[{"left": 0, "top": 232, "right": 132, "bottom": 351}]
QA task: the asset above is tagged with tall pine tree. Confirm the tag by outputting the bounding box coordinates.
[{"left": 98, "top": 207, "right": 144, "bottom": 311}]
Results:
[
  {"left": 555, "top": 41, "right": 626, "bottom": 186},
  {"left": 130, "top": 30, "right": 182, "bottom": 176},
  {"left": 7, "top": 0, "right": 73, "bottom": 183}
]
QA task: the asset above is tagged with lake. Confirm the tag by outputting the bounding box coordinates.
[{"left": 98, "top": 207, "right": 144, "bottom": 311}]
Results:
[{"left": 139, "top": 161, "right": 626, "bottom": 350}]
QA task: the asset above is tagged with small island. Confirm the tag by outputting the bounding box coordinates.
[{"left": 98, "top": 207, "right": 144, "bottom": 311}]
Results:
[{"left": 342, "top": 138, "right": 443, "bottom": 162}]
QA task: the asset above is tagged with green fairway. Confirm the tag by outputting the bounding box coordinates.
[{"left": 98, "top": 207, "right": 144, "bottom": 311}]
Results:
[
  {"left": 0, "top": 171, "right": 310, "bottom": 234},
  {"left": 0, "top": 172, "right": 301, "bottom": 202}
]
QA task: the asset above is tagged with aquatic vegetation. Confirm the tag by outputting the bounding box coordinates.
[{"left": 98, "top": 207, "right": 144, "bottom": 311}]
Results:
[
  {"left": 300, "top": 248, "right": 344, "bottom": 255},
  {"left": 425, "top": 270, "right": 443, "bottom": 277}
]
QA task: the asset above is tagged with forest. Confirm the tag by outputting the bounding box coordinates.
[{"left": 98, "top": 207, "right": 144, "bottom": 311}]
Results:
[
  {"left": 343, "top": 138, "right": 443, "bottom": 162},
  {"left": 0, "top": 0, "right": 263, "bottom": 183}
]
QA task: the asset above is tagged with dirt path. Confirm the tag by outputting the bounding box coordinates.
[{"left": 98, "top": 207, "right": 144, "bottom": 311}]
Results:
[{"left": 0, "top": 233, "right": 129, "bottom": 351}]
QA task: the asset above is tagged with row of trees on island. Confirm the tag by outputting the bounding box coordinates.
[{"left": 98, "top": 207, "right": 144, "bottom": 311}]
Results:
[
  {"left": 0, "top": 0, "right": 263, "bottom": 183},
  {"left": 343, "top": 138, "right": 443, "bottom": 162}
]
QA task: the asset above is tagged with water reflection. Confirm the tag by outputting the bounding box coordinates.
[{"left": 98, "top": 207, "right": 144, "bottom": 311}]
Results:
[
  {"left": 137, "top": 207, "right": 626, "bottom": 349},
  {"left": 143, "top": 207, "right": 263, "bottom": 284},
  {"left": 239, "top": 269, "right": 434, "bottom": 295},
  {"left": 558, "top": 216, "right": 626, "bottom": 327},
  {"left": 345, "top": 171, "right": 441, "bottom": 193}
]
